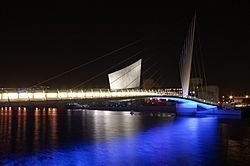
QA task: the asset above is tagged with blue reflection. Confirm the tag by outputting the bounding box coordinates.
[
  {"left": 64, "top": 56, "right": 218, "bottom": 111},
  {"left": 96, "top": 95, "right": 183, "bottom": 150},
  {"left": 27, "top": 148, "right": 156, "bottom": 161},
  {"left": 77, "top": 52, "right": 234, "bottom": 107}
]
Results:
[{"left": 2, "top": 117, "right": 220, "bottom": 166}]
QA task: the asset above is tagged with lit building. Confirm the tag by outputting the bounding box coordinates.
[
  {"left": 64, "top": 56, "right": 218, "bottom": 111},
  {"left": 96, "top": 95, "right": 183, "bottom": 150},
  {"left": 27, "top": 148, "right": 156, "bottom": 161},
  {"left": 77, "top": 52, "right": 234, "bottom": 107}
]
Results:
[{"left": 220, "top": 95, "right": 250, "bottom": 108}]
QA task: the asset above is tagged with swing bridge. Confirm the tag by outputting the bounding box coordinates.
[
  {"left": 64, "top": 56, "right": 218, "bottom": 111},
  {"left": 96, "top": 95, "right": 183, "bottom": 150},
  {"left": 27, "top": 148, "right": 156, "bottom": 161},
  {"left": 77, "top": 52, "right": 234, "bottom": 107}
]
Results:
[{"left": 0, "top": 15, "right": 219, "bottom": 111}]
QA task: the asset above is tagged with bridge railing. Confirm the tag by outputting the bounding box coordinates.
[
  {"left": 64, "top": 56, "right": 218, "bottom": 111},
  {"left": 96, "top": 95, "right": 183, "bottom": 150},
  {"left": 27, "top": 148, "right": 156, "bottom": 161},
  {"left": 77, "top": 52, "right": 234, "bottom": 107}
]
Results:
[
  {"left": 0, "top": 89, "right": 216, "bottom": 105},
  {"left": 0, "top": 89, "right": 168, "bottom": 102}
]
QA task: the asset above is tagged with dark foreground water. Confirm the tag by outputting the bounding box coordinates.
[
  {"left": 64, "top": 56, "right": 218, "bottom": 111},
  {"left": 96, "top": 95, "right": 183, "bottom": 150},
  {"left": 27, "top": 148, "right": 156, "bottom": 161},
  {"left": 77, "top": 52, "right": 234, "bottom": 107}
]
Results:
[{"left": 0, "top": 108, "right": 250, "bottom": 166}]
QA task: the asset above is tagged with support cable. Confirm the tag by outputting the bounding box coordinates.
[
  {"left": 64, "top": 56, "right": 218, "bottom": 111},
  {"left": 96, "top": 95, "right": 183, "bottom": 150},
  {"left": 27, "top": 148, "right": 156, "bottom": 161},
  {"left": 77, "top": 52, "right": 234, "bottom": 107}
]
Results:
[
  {"left": 20, "top": 38, "right": 143, "bottom": 92},
  {"left": 151, "top": 75, "right": 162, "bottom": 88},
  {"left": 141, "top": 62, "right": 158, "bottom": 76},
  {"left": 124, "top": 68, "right": 160, "bottom": 89},
  {"left": 197, "top": 34, "right": 208, "bottom": 93},
  {"left": 72, "top": 49, "right": 144, "bottom": 89}
]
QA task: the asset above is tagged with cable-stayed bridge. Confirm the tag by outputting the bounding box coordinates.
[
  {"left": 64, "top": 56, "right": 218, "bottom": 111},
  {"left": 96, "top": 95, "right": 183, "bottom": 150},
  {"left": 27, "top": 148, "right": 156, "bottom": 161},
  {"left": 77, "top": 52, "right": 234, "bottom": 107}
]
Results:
[
  {"left": 0, "top": 15, "right": 219, "bottom": 112},
  {"left": 0, "top": 88, "right": 218, "bottom": 114}
]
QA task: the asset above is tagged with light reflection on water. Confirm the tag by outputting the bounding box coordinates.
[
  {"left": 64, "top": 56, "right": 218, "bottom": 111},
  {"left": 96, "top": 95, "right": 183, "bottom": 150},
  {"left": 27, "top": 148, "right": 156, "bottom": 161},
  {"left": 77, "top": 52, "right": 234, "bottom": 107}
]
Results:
[{"left": 0, "top": 108, "right": 250, "bottom": 165}]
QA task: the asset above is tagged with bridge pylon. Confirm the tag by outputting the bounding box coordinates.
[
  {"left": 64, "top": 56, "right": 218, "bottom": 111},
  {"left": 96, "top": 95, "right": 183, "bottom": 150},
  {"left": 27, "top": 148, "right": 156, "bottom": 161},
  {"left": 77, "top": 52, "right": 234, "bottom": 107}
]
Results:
[{"left": 179, "top": 14, "right": 196, "bottom": 98}]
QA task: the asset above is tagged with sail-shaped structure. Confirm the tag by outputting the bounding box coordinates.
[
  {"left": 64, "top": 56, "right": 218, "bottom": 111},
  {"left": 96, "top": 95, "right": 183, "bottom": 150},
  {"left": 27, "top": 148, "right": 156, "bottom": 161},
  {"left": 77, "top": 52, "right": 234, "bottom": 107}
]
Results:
[
  {"left": 108, "top": 59, "right": 142, "bottom": 90},
  {"left": 179, "top": 15, "right": 196, "bottom": 97}
]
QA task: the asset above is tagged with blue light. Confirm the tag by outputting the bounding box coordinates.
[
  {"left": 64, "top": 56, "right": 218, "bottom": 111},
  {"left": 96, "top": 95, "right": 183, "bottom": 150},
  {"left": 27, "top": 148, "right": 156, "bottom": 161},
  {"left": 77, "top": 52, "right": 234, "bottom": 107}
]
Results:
[
  {"left": 153, "top": 97, "right": 217, "bottom": 110},
  {"left": 1, "top": 117, "right": 220, "bottom": 165}
]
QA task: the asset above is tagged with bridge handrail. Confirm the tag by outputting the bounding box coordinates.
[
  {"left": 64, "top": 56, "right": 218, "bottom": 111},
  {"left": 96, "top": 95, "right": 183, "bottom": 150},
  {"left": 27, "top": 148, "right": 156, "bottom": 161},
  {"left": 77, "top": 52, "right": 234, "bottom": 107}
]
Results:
[{"left": 0, "top": 88, "right": 216, "bottom": 105}]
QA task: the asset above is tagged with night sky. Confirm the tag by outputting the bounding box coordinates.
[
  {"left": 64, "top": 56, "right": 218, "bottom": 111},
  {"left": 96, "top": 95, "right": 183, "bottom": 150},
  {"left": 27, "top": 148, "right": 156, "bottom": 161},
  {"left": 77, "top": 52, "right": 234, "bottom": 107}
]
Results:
[{"left": 0, "top": 3, "right": 250, "bottom": 95}]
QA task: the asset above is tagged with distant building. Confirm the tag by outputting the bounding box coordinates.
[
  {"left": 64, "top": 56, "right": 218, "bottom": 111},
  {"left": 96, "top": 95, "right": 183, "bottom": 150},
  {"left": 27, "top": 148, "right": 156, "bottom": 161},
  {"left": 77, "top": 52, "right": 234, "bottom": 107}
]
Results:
[
  {"left": 190, "top": 77, "right": 203, "bottom": 88},
  {"left": 221, "top": 95, "right": 250, "bottom": 108},
  {"left": 189, "top": 77, "right": 219, "bottom": 102},
  {"left": 226, "top": 95, "right": 249, "bottom": 104},
  {"left": 197, "top": 86, "right": 219, "bottom": 102}
]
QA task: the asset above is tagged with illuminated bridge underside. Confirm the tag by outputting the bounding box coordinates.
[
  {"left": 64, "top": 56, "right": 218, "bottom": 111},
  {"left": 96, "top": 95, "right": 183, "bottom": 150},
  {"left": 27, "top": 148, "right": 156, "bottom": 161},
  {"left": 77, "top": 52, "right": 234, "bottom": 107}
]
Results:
[
  {"left": 0, "top": 89, "right": 217, "bottom": 109},
  {"left": 155, "top": 97, "right": 217, "bottom": 110},
  {"left": 151, "top": 96, "right": 217, "bottom": 116}
]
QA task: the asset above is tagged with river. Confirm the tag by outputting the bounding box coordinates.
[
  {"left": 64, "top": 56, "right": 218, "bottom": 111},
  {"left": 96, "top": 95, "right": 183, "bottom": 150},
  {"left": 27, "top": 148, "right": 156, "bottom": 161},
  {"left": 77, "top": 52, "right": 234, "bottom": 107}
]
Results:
[{"left": 0, "top": 108, "right": 250, "bottom": 165}]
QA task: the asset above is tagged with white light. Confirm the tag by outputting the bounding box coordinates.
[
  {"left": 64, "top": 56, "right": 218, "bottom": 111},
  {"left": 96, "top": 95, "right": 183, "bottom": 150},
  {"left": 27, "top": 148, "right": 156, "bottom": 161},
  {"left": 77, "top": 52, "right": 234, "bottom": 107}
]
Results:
[
  {"left": 93, "top": 92, "right": 100, "bottom": 97},
  {"left": 2, "top": 93, "right": 9, "bottom": 100},
  {"left": 34, "top": 93, "right": 46, "bottom": 99},
  {"left": 58, "top": 92, "right": 68, "bottom": 98},
  {"left": 46, "top": 93, "right": 58, "bottom": 98},
  {"left": 68, "top": 92, "right": 78, "bottom": 98},
  {"left": 77, "top": 92, "right": 85, "bottom": 98},
  {"left": 100, "top": 92, "right": 108, "bottom": 97},
  {"left": 85, "top": 92, "right": 93, "bottom": 98},
  {"left": 19, "top": 93, "right": 33, "bottom": 99},
  {"left": 8, "top": 93, "right": 18, "bottom": 99}
]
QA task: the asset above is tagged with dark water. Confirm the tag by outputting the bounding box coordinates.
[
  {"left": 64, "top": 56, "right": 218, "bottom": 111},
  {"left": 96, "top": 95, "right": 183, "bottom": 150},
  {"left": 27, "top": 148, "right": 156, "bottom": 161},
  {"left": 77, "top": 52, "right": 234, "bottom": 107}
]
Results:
[{"left": 0, "top": 108, "right": 250, "bottom": 166}]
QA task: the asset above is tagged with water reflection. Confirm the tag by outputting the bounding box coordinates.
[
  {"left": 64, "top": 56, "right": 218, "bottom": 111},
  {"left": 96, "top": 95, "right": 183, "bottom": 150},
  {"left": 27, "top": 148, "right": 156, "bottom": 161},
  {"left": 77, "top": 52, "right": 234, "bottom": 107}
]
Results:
[
  {"left": 92, "top": 110, "right": 142, "bottom": 141},
  {"left": 0, "top": 108, "right": 59, "bottom": 159},
  {"left": 0, "top": 108, "right": 250, "bottom": 165},
  {"left": 218, "top": 119, "right": 250, "bottom": 165},
  {"left": 0, "top": 110, "right": 12, "bottom": 143}
]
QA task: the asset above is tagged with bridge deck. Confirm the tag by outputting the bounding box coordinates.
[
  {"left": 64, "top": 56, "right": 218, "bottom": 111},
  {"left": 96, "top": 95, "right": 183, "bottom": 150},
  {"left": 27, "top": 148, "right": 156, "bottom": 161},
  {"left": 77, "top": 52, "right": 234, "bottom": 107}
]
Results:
[{"left": 0, "top": 89, "right": 217, "bottom": 106}]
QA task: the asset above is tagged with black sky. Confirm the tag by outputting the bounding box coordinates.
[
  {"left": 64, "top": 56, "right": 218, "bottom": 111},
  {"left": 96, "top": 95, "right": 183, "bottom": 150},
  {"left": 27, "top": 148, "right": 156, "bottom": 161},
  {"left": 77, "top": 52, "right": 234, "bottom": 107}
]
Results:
[{"left": 0, "top": 3, "right": 250, "bottom": 95}]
